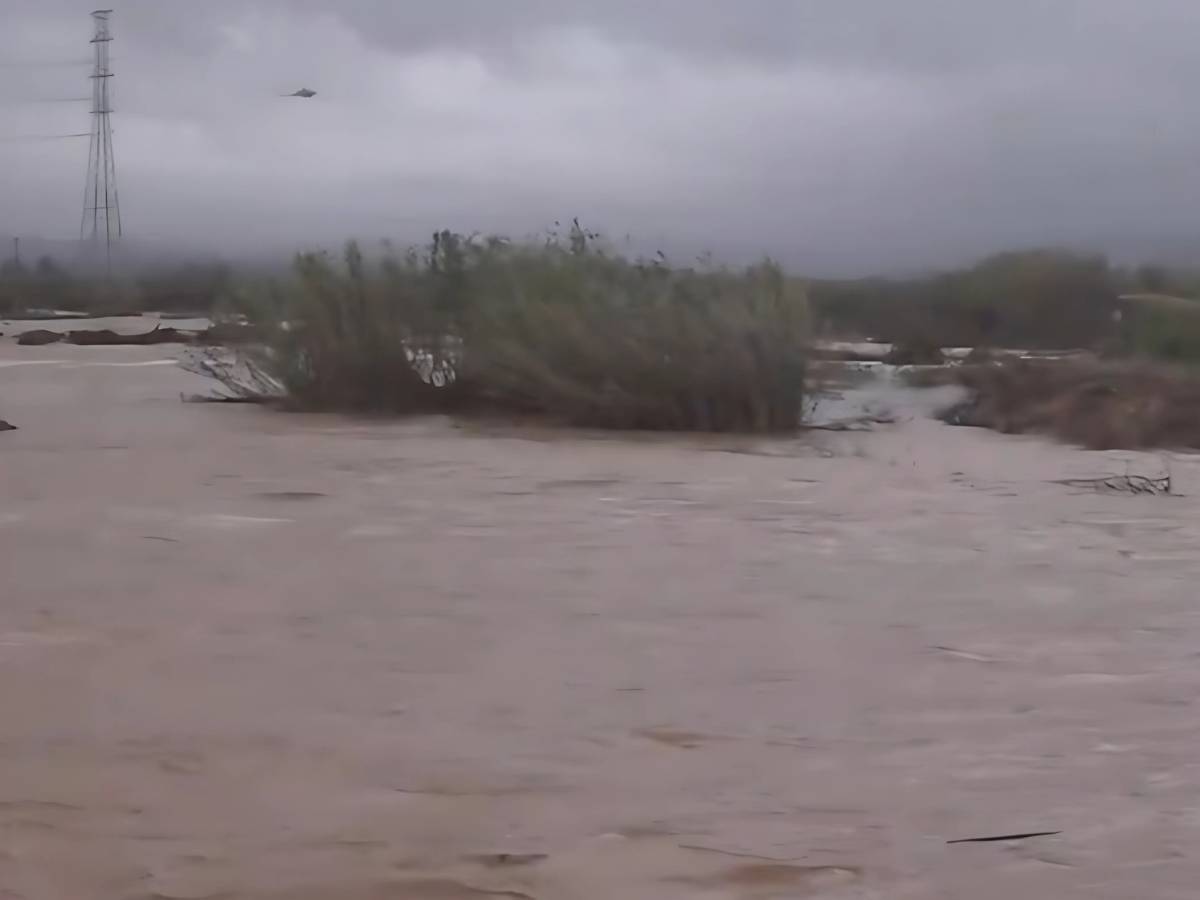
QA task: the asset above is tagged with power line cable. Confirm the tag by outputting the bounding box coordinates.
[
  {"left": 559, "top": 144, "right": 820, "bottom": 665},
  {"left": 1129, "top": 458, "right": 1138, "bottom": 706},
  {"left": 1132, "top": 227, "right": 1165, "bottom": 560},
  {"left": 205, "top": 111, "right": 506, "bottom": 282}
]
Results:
[
  {"left": 0, "top": 97, "right": 91, "bottom": 104},
  {"left": 0, "top": 59, "right": 92, "bottom": 68},
  {"left": 0, "top": 132, "right": 90, "bottom": 142}
]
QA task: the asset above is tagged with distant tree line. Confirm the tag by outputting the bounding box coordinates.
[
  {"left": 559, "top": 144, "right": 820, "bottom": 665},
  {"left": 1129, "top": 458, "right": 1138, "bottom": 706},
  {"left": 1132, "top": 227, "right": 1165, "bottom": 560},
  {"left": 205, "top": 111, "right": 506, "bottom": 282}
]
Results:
[
  {"left": 0, "top": 254, "right": 84, "bottom": 314},
  {"left": 0, "top": 255, "right": 232, "bottom": 316},
  {"left": 808, "top": 248, "right": 1200, "bottom": 350},
  {"left": 6, "top": 242, "right": 1200, "bottom": 361}
]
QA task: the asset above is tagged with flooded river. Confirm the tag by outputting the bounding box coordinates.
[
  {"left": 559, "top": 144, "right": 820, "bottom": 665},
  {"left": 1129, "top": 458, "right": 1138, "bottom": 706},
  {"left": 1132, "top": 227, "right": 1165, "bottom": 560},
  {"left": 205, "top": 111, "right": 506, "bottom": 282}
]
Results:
[{"left": 3, "top": 330, "right": 1200, "bottom": 898}]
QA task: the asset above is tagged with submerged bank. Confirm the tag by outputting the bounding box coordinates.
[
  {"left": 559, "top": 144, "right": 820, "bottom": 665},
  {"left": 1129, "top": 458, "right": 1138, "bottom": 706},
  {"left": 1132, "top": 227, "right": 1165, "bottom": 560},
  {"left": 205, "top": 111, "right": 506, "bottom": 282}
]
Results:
[{"left": 914, "top": 358, "right": 1200, "bottom": 451}]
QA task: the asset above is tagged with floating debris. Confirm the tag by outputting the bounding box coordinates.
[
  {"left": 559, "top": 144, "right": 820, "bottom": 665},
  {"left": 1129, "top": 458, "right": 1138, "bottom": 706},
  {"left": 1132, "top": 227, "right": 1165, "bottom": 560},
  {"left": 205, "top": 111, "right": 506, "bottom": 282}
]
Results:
[
  {"left": 948, "top": 831, "right": 1061, "bottom": 845},
  {"left": 1052, "top": 473, "right": 1171, "bottom": 495}
]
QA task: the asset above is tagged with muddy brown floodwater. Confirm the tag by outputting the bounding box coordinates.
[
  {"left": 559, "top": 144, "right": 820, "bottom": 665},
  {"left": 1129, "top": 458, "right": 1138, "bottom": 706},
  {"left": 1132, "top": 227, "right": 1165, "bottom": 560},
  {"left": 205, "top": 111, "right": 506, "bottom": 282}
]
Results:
[{"left": 3, "top": 331, "right": 1200, "bottom": 899}]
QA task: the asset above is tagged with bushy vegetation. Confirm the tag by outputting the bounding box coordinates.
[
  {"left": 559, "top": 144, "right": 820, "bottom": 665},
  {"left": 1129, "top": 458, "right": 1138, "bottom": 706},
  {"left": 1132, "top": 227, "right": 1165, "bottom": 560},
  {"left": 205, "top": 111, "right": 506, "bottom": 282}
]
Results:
[
  {"left": 808, "top": 247, "right": 1200, "bottom": 365},
  {"left": 1116, "top": 293, "right": 1200, "bottom": 364},
  {"left": 231, "top": 242, "right": 464, "bottom": 412},
  {"left": 923, "top": 358, "right": 1200, "bottom": 450},
  {"left": 137, "top": 263, "right": 233, "bottom": 314},
  {"left": 1, "top": 255, "right": 88, "bottom": 314},
  {"left": 0, "top": 255, "right": 232, "bottom": 317},
  {"left": 12, "top": 229, "right": 1200, "bottom": 418},
  {"left": 464, "top": 241, "right": 808, "bottom": 430},
  {"left": 232, "top": 225, "right": 810, "bottom": 431},
  {"left": 810, "top": 249, "right": 1118, "bottom": 349}
]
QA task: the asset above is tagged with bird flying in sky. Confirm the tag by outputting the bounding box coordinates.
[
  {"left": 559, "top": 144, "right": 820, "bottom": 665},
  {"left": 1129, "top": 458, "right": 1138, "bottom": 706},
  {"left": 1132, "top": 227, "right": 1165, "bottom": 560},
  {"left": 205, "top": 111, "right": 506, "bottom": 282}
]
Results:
[{"left": 282, "top": 88, "right": 316, "bottom": 98}]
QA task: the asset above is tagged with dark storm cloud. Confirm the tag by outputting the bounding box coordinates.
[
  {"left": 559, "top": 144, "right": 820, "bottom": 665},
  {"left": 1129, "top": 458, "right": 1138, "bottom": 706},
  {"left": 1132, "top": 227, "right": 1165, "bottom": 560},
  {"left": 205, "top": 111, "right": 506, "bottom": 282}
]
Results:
[
  {"left": 295, "top": 0, "right": 1192, "bottom": 75},
  {"left": 3, "top": 1, "right": 1200, "bottom": 272}
]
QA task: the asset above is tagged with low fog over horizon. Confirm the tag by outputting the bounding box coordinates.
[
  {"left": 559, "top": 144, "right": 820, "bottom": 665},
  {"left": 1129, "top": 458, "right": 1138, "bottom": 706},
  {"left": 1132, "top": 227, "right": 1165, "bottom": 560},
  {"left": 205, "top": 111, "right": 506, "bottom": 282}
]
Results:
[{"left": 4, "top": 0, "right": 1200, "bottom": 276}]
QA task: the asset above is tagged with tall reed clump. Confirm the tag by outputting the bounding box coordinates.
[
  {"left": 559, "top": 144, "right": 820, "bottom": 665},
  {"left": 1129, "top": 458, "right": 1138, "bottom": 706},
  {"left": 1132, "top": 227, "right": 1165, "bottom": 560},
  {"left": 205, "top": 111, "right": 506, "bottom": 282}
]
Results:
[
  {"left": 235, "top": 241, "right": 464, "bottom": 412},
  {"left": 462, "top": 230, "right": 810, "bottom": 431},
  {"left": 236, "top": 226, "right": 810, "bottom": 431}
]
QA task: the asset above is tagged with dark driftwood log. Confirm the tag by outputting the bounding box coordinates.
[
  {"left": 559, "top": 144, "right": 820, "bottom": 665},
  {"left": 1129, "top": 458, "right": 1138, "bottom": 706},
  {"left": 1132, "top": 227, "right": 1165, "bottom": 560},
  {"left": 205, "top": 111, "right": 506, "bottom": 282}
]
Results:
[
  {"left": 65, "top": 326, "right": 193, "bottom": 346},
  {"left": 947, "top": 831, "right": 1061, "bottom": 845},
  {"left": 16, "top": 329, "right": 64, "bottom": 346},
  {"left": 19, "top": 324, "right": 259, "bottom": 348}
]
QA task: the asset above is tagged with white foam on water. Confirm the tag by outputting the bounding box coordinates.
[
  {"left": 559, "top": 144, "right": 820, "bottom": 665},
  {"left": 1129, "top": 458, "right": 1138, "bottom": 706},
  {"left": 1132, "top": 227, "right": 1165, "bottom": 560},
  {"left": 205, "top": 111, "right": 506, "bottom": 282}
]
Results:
[
  {"left": 0, "top": 359, "right": 176, "bottom": 368},
  {"left": 187, "top": 514, "right": 294, "bottom": 529},
  {"left": 809, "top": 365, "right": 967, "bottom": 427},
  {"left": 347, "top": 524, "right": 404, "bottom": 538},
  {"left": 65, "top": 360, "right": 178, "bottom": 368}
]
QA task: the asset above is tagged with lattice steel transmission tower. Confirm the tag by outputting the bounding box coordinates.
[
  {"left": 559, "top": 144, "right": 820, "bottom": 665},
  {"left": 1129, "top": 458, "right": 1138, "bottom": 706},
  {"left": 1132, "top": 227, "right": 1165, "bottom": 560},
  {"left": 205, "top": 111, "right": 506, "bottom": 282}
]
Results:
[{"left": 80, "top": 9, "right": 121, "bottom": 272}]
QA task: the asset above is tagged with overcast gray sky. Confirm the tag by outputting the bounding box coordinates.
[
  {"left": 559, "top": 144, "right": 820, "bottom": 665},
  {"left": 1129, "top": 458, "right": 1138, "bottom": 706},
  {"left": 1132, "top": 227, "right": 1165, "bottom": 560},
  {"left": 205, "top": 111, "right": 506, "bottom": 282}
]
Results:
[{"left": 2, "top": 0, "right": 1200, "bottom": 272}]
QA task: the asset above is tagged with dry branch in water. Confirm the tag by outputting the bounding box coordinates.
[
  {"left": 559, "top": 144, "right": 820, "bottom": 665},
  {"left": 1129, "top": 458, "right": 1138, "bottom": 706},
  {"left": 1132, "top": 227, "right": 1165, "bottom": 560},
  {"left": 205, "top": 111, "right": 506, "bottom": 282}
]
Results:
[
  {"left": 806, "top": 413, "right": 897, "bottom": 432},
  {"left": 178, "top": 347, "right": 285, "bottom": 403},
  {"left": 1052, "top": 473, "right": 1171, "bottom": 495}
]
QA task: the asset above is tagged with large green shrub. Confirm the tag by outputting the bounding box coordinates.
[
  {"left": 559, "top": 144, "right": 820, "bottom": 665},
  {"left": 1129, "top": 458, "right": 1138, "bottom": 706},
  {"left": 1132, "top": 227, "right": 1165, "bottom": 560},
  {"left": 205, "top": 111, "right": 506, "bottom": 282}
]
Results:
[
  {"left": 239, "top": 228, "right": 810, "bottom": 431},
  {"left": 237, "top": 242, "right": 463, "bottom": 412},
  {"left": 463, "top": 237, "right": 809, "bottom": 430}
]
